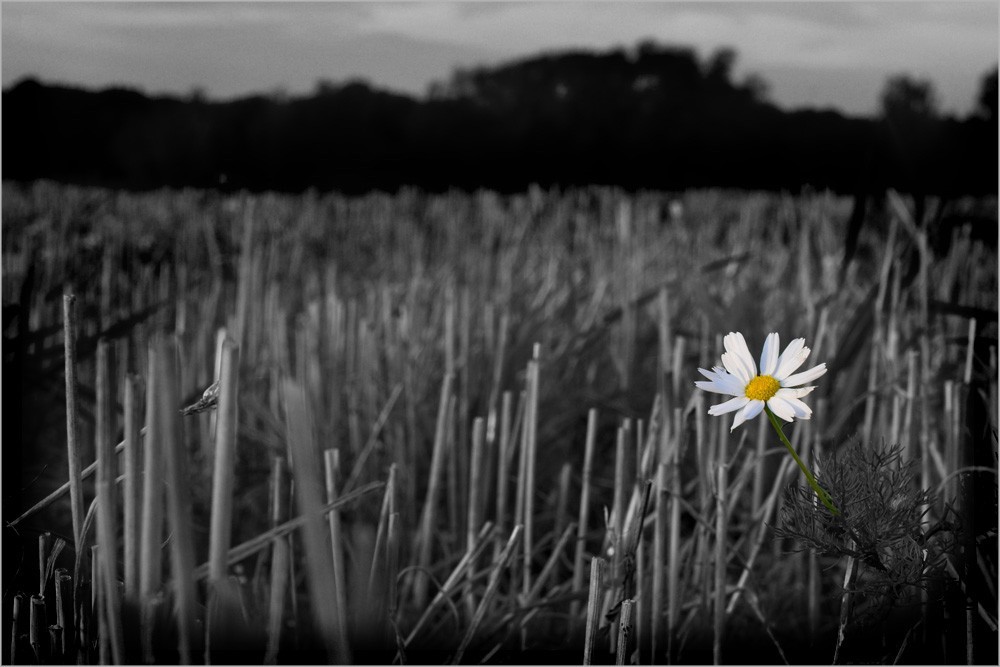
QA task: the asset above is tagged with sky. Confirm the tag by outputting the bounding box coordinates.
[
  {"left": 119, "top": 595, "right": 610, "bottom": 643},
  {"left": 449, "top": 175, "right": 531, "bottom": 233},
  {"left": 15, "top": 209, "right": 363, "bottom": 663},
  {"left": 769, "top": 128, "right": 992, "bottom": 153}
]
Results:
[{"left": 2, "top": 2, "right": 997, "bottom": 118}]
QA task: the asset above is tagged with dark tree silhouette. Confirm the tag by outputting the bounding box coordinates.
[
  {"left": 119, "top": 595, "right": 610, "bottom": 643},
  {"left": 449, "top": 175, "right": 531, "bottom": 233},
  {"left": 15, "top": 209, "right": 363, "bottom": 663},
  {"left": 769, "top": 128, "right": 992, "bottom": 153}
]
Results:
[
  {"left": 976, "top": 65, "right": 998, "bottom": 121},
  {"left": 1, "top": 43, "right": 995, "bottom": 196},
  {"left": 880, "top": 74, "right": 939, "bottom": 120}
]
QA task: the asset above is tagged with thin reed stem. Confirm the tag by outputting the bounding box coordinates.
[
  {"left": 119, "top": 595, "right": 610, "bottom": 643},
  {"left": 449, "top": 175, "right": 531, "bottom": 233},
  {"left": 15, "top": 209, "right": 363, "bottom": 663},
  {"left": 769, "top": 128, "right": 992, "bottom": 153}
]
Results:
[
  {"left": 322, "top": 449, "right": 351, "bottom": 656},
  {"left": 452, "top": 524, "right": 523, "bottom": 665},
  {"left": 415, "top": 372, "right": 453, "bottom": 608},
  {"left": 122, "top": 374, "right": 142, "bottom": 611},
  {"left": 95, "top": 339, "right": 125, "bottom": 664},
  {"left": 156, "top": 337, "right": 198, "bottom": 664},
  {"left": 62, "top": 295, "right": 86, "bottom": 549},
  {"left": 571, "top": 408, "right": 598, "bottom": 624}
]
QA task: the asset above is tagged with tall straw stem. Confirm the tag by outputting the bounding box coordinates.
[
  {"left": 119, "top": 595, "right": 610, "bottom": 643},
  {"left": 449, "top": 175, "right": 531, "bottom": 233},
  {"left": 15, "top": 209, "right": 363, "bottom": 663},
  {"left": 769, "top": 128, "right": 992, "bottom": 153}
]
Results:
[
  {"left": 414, "top": 372, "right": 453, "bottom": 607},
  {"left": 139, "top": 343, "right": 164, "bottom": 663},
  {"left": 367, "top": 463, "right": 397, "bottom": 600},
  {"left": 122, "top": 374, "right": 142, "bottom": 612},
  {"left": 206, "top": 339, "right": 240, "bottom": 657},
  {"left": 283, "top": 379, "right": 348, "bottom": 663},
  {"left": 652, "top": 461, "right": 668, "bottom": 663},
  {"left": 452, "top": 524, "right": 523, "bottom": 665},
  {"left": 521, "top": 349, "right": 541, "bottom": 613},
  {"left": 570, "top": 408, "right": 598, "bottom": 625},
  {"left": 207, "top": 340, "right": 239, "bottom": 584},
  {"left": 465, "top": 418, "right": 486, "bottom": 616},
  {"left": 264, "top": 457, "right": 289, "bottom": 666},
  {"left": 666, "top": 409, "right": 682, "bottom": 664},
  {"left": 62, "top": 295, "right": 86, "bottom": 549},
  {"left": 322, "top": 449, "right": 351, "bottom": 658},
  {"left": 156, "top": 337, "right": 198, "bottom": 664},
  {"left": 712, "top": 459, "right": 727, "bottom": 666},
  {"left": 95, "top": 339, "right": 125, "bottom": 664}
]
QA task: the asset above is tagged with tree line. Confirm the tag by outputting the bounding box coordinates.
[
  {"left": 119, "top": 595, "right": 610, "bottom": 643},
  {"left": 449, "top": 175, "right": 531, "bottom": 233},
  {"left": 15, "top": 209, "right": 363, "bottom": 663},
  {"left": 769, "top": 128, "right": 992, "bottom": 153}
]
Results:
[{"left": 3, "top": 42, "right": 996, "bottom": 195}]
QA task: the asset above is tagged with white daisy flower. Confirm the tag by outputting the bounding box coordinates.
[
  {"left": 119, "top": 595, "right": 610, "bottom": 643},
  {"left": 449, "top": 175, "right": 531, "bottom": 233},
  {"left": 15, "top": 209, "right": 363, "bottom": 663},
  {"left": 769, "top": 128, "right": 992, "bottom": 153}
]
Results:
[{"left": 695, "top": 332, "right": 827, "bottom": 432}]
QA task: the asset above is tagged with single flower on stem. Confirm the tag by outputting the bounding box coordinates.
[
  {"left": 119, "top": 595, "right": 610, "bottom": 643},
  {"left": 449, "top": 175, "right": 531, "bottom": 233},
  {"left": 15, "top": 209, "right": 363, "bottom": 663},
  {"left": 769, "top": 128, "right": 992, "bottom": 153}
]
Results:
[{"left": 695, "top": 331, "right": 839, "bottom": 515}]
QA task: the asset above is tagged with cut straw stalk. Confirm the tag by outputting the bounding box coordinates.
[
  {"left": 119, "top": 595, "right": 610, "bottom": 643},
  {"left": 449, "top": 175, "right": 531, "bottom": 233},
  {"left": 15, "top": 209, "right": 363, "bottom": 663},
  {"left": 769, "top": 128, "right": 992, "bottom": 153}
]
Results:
[
  {"left": 666, "top": 422, "right": 682, "bottom": 663},
  {"left": 465, "top": 417, "right": 486, "bottom": 616},
  {"left": 63, "top": 295, "right": 86, "bottom": 549},
  {"left": 485, "top": 310, "right": 509, "bottom": 446},
  {"left": 402, "top": 521, "right": 495, "bottom": 649},
  {"left": 155, "top": 336, "right": 198, "bottom": 664},
  {"left": 651, "top": 462, "right": 667, "bottom": 662},
  {"left": 95, "top": 339, "right": 125, "bottom": 664},
  {"left": 386, "top": 512, "right": 400, "bottom": 621},
  {"left": 122, "top": 374, "right": 141, "bottom": 611},
  {"left": 30, "top": 594, "right": 46, "bottom": 664},
  {"left": 521, "top": 351, "right": 541, "bottom": 613},
  {"left": 264, "top": 457, "right": 289, "bottom": 666},
  {"left": 457, "top": 287, "right": 472, "bottom": 517},
  {"left": 55, "top": 570, "right": 72, "bottom": 658},
  {"left": 190, "top": 482, "right": 383, "bottom": 581},
  {"left": 93, "top": 545, "right": 108, "bottom": 664},
  {"left": 524, "top": 521, "right": 578, "bottom": 607},
  {"left": 322, "top": 449, "right": 351, "bottom": 656},
  {"left": 209, "top": 327, "right": 228, "bottom": 439},
  {"left": 139, "top": 344, "right": 164, "bottom": 664},
  {"left": 207, "top": 339, "right": 239, "bottom": 583},
  {"left": 452, "top": 524, "right": 524, "bottom": 665},
  {"left": 583, "top": 557, "right": 607, "bottom": 666},
  {"left": 283, "top": 378, "right": 349, "bottom": 663},
  {"left": 616, "top": 599, "right": 634, "bottom": 666},
  {"left": 610, "top": 421, "right": 629, "bottom": 647},
  {"left": 207, "top": 339, "right": 240, "bottom": 657},
  {"left": 570, "top": 409, "right": 598, "bottom": 625},
  {"left": 554, "top": 463, "right": 572, "bottom": 548},
  {"left": 367, "top": 464, "right": 397, "bottom": 600},
  {"left": 38, "top": 533, "right": 49, "bottom": 595},
  {"left": 415, "top": 372, "right": 453, "bottom": 608},
  {"left": 494, "top": 391, "right": 514, "bottom": 540},
  {"left": 48, "top": 625, "right": 63, "bottom": 664},
  {"left": 12, "top": 592, "right": 26, "bottom": 665},
  {"left": 713, "top": 460, "right": 727, "bottom": 666}
]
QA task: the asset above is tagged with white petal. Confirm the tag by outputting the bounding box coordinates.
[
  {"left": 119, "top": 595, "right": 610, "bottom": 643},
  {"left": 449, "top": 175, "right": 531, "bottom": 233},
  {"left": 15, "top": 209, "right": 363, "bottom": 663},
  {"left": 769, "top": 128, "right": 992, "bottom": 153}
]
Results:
[
  {"left": 782, "top": 363, "right": 828, "bottom": 387},
  {"left": 785, "top": 397, "right": 813, "bottom": 419},
  {"left": 767, "top": 396, "right": 796, "bottom": 421},
  {"left": 759, "top": 333, "right": 779, "bottom": 377},
  {"left": 732, "top": 398, "right": 767, "bottom": 431},
  {"left": 708, "top": 396, "right": 750, "bottom": 416},
  {"left": 721, "top": 352, "right": 751, "bottom": 385},
  {"left": 773, "top": 338, "right": 807, "bottom": 380},
  {"left": 696, "top": 367, "right": 745, "bottom": 396},
  {"left": 727, "top": 332, "right": 758, "bottom": 379},
  {"left": 743, "top": 399, "right": 766, "bottom": 421},
  {"left": 776, "top": 386, "right": 816, "bottom": 399},
  {"left": 696, "top": 380, "right": 735, "bottom": 396}
]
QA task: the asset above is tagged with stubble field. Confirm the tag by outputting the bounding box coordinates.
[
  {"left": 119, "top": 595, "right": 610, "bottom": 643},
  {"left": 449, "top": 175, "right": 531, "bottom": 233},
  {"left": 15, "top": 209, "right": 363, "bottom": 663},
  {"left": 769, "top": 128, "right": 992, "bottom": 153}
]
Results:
[{"left": 3, "top": 180, "right": 997, "bottom": 665}]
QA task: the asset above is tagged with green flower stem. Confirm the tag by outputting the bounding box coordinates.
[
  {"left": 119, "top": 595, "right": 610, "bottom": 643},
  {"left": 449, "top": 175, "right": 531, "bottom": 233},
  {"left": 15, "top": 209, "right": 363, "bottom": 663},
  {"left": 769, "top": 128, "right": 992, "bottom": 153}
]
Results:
[{"left": 765, "top": 407, "right": 840, "bottom": 516}]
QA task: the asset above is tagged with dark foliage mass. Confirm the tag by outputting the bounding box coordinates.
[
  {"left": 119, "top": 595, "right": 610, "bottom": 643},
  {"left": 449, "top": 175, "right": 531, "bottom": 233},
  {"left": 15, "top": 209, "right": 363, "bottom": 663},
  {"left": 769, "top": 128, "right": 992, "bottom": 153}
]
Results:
[{"left": 3, "top": 43, "right": 997, "bottom": 195}]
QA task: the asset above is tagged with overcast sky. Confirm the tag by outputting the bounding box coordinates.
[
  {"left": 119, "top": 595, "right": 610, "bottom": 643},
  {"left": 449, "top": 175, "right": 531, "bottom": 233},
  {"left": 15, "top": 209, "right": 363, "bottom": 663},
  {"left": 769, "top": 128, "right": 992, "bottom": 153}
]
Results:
[{"left": 3, "top": 2, "right": 997, "bottom": 117}]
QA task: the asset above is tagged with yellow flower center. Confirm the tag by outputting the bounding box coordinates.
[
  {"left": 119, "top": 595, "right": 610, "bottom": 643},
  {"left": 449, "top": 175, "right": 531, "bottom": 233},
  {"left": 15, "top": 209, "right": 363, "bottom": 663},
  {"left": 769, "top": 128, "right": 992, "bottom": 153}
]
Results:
[{"left": 745, "top": 375, "right": 780, "bottom": 401}]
